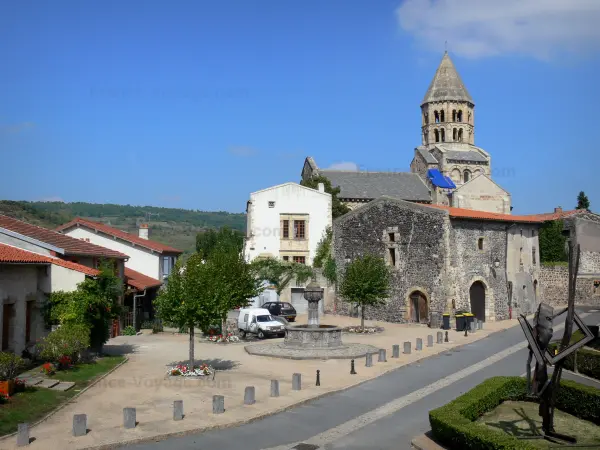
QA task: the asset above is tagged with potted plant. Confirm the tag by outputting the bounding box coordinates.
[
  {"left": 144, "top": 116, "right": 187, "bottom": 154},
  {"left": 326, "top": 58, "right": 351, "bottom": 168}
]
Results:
[{"left": 0, "top": 352, "right": 25, "bottom": 396}]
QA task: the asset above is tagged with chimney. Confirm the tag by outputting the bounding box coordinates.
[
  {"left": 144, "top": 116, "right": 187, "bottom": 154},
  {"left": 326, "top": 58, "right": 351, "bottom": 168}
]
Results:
[
  {"left": 317, "top": 182, "right": 325, "bottom": 193},
  {"left": 139, "top": 224, "right": 149, "bottom": 240},
  {"left": 554, "top": 206, "right": 563, "bottom": 214}
]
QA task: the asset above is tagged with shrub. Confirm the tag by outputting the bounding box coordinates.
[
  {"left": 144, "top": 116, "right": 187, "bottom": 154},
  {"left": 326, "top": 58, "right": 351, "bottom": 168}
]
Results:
[
  {"left": 122, "top": 326, "right": 136, "bottom": 336},
  {"left": 40, "top": 362, "right": 56, "bottom": 376},
  {"left": 549, "top": 339, "right": 600, "bottom": 381},
  {"left": 429, "top": 376, "right": 600, "bottom": 449},
  {"left": 140, "top": 321, "right": 153, "bottom": 329},
  {"left": 152, "top": 321, "right": 163, "bottom": 334},
  {"left": 38, "top": 323, "right": 91, "bottom": 363},
  {"left": 0, "top": 352, "right": 26, "bottom": 381}
]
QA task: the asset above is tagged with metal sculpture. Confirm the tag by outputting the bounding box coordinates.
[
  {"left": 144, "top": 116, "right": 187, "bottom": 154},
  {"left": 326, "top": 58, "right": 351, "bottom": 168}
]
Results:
[{"left": 518, "top": 244, "right": 594, "bottom": 443}]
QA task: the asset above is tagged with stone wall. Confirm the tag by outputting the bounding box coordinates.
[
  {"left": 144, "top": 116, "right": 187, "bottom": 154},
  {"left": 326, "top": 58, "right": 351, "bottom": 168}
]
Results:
[{"left": 539, "top": 265, "right": 569, "bottom": 308}]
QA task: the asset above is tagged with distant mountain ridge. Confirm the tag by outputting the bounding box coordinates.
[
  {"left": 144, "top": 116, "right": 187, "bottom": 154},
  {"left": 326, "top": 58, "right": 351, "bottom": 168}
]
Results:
[{"left": 0, "top": 200, "right": 246, "bottom": 255}]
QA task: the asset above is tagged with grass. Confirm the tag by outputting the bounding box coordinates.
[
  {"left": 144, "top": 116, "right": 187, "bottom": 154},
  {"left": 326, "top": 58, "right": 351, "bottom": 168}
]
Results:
[{"left": 0, "top": 355, "right": 125, "bottom": 437}]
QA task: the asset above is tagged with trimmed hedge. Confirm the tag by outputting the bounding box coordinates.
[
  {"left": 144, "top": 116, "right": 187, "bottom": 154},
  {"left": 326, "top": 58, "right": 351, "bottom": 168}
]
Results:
[
  {"left": 549, "top": 340, "right": 600, "bottom": 381},
  {"left": 429, "top": 376, "right": 600, "bottom": 449}
]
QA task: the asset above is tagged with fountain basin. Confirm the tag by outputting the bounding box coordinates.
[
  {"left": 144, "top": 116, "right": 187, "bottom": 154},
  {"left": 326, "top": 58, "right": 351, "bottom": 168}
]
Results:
[{"left": 284, "top": 324, "right": 343, "bottom": 349}]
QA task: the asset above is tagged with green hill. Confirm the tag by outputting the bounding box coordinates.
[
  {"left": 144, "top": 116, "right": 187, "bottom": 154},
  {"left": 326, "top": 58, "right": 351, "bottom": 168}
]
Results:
[{"left": 0, "top": 200, "right": 246, "bottom": 256}]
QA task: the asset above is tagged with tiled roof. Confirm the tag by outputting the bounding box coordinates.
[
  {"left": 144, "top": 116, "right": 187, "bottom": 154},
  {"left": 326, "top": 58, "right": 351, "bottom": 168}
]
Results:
[
  {"left": 125, "top": 268, "right": 163, "bottom": 291},
  {"left": 521, "top": 209, "right": 582, "bottom": 222},
  {"left": 443, "top": 150, "right": 488, "bottom": 163},
  {"left": 0, "top": 243, "right": 99, "bottom": 276},
  {"left": 0, "top": 215, "right": 128, "bottom": 259},
  {"left": 416, "top": 146, "right": 438, "bottom": 164},
  {"left": 318, "top": 170, "right": 431, "bottom": 202},
  {"left": 56, "top": 218, "right": 183, "bottom": 254},
  {"left": 427, "top": 205, "right": 545, "bottom": 223}
]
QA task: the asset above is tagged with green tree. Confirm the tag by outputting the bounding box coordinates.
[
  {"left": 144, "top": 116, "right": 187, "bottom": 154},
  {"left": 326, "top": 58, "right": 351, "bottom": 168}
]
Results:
[
  {"left": 339, "top": 254, "right": 390, "bottom": 330},
  {"left": 576, "top": 191, "right": 590, "bottom": 211},
  {"left": 301, "top": 175, "right": 351, "bottom": 219},
  {"left": 196, "top": 227, "right": 244, "bottom": 259},
  {"left": 539, "top": 220, "right": 567, "bottom": 263},
  {"left": 251, "top": 258, "right": 314, "bottom": 296},
  {"left": 322, "top": 255, "right": 337, "bottom": 285},
  {"left": 313, "top": 227, "right": 332, "bottom": 269},
  {"left": 48, "top": 261, "right": 122, "bottom": 352}
]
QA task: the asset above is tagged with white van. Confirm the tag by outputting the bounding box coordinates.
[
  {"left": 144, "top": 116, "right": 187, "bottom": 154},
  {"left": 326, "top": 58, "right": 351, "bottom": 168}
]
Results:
[{"left": 238, "top": 308, "right": 286, "bottom": 339}]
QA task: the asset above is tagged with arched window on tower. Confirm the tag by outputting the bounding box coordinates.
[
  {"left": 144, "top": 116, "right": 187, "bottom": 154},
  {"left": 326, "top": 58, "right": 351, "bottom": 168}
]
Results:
[
  {"left": 458, "top": 129, "right": 463, "bottom": 142},
  {"left": 457, "top": 110, "right": 463, "bottom": 122},
  {"left": 440, "top": 128, "right": 445, "bottom": 142},
  {"left": 434, "top": 111, "right": 440, "bottom": 123},
  {"left": 467, "top": 111, "right": 471, "bottom": 123},
  {"left": 434, "top": 129, "right": 440, "bottom": 143},
  {"left": 440, "top": 110, "right": 445, "bottom": 122},
  {"left": 463, "top": 170, "right": 471, "bottom": 183},
  {"left": 453, "top": 128, "right": 457, "bottom": 141},
  {"left": 452, "top": 110, "right": 457, "bottom": 121},
  {"left": 424, "top": 112, "right": 428, "bottom": 125}
]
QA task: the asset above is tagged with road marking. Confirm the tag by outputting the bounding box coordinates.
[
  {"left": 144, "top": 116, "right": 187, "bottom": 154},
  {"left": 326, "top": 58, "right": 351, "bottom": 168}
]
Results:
[{"left": 263, "top": 313, "right": 590, "bottom": 450}]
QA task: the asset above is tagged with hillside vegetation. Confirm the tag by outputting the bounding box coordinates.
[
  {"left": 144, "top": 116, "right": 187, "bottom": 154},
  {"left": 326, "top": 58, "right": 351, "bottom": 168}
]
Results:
[{"left": 0, "top": 200, "right": 246, "bottom": 255}]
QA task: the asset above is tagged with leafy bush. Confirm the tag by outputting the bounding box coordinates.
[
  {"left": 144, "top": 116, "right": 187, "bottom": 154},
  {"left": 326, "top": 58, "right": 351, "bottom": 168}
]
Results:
[
  {"left": 140, "top": 321, "right": 154, "bottom": 329},
  {"left": 429, "top": 376, "right": 600, "bottom": 449},
  {"left": 38, "top": 323, "right": 91, "bottom": 363},
  {"left": 122, "top": 326, "right": 136, "bottom": 336},
  {"left": 152, "top": 321, "right": 163, "bottom": 334},
  {"left": 0, "top": 352, "right": 25, "bottom": 381}
]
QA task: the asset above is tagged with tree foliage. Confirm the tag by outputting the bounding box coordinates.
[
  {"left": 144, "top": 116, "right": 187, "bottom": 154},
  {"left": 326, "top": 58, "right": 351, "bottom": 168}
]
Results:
[
  {"left": 300, "top": 175, "right": 350, "bottom": 219},
  {"left": 539, "top": 220, "right": 567, "bottom": 263},
  {"left": 576, "top": 191, "right": 590, "bottom": 211},
  {"left": 339, "top": 254, "right": 390, "bottom": 329},
  {"left": 196, "top": 226, "right": 244, "bottom": 260},
  {"left": 313, "top": 227, "right": 332, "bottom": 269},
  {"left": 47, "top": 261, "right": 122, "bottom": 352},
  {"left": 250, "top": 258, "right": 315, "bottom": 296}
]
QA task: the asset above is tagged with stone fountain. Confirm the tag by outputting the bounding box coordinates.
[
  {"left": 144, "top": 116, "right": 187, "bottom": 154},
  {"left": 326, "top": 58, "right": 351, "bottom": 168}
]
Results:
[{"left": 245, "top": 280, "right": 378, "bottom": 360}]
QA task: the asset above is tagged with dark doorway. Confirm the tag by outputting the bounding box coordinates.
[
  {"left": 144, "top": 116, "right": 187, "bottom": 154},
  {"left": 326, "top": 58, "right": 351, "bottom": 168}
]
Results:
[
  {"left": 25, "top": 300, "right": 34, "bottom": 344},
  {"left": 2, "top": 303, "right": 14, "bottom": 351},
  {"left": 469, "top": 281, "right": 486, "bottom": 322},
  {"left": 410, "top": 291, "right": 428, "bottom": 324}
]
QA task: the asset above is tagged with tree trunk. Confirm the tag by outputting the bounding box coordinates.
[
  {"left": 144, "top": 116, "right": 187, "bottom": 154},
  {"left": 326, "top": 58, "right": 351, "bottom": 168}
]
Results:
[
  {"left": 188, "top": 325, "right": 195, "bottom": 372},
  {"left": 222, "top": 317, "right": 227, "bottom": 337},
  {"left": 361, "top": 304, "right": 365, "bottom": 331}
]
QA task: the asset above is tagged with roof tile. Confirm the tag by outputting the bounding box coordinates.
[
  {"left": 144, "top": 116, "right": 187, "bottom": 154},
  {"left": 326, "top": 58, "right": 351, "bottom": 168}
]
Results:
[
  {"left": 125, "top": 268, "right": 163, "bottom": 291},
  {"left": 0, "top": 243, "right": 99, "bottom": 276}
]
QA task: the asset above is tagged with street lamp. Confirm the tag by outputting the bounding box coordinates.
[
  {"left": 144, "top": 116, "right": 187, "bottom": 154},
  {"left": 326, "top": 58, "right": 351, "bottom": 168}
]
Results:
[{"left": 304, "top": 280, "right": 324, "bottom": 328}]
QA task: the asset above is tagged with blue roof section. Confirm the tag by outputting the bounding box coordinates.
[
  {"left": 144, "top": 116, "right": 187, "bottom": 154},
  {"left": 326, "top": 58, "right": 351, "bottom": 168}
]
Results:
[{"left": 427, "top": 169, "right": 456, "bottom": 189}]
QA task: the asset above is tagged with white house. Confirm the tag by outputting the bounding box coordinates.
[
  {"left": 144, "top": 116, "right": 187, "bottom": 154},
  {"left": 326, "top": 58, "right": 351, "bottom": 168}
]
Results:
[{"left": 244, "top": 182, "right": 332, "bottom": 265}]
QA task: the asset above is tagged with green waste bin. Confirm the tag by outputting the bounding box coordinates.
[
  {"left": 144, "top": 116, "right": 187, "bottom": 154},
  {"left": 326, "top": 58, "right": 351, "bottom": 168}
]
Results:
[
  {"left": 464, "top": 313, "right": 474, "bottom": 331},
  {"left": 455, "top": 314, "right": 465, "bottom": 331},
  {"left": 442, "top": 313, "right": 450, "bottom": 330}
]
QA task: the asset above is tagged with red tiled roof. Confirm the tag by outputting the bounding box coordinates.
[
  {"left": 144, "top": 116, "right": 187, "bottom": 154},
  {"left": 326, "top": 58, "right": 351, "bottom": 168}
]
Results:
[
  {"left": 0, "top": 215, "right": 128, "bottom": 259},
  {"left": 0, "top": 243, "right": 99, "bottom": 276},
  {"left": 56, "top": 218, "right": 183, "bottom": 254},
  {"left": 125, "top": 268, "right": 163, "bottom": 291},
  {"left": 521, "top": 209, "right": 582, "bottom": 221},
  {"left": 426, "top": 205, "right": 586, "bottom": 223}
]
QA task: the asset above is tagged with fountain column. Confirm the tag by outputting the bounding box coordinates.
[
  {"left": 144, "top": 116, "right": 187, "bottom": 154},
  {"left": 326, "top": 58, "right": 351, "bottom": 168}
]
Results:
[{"left": 304, "top": 280, "right": 324, "bottom": 328}]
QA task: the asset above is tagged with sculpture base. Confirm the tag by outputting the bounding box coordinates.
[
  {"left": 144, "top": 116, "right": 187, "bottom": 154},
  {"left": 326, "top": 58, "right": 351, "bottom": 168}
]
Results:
[{"left": 284, "top": 324, "right": 342, "bottom": 349}]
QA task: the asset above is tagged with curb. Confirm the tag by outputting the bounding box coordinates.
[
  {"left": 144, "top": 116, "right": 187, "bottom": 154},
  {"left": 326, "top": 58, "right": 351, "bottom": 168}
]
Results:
[
  {"left": 0, "top": 356, "right": 129, "bottom": 443},
  {"left": 80, "top": 325, "right": 516, "bottom": 450}
]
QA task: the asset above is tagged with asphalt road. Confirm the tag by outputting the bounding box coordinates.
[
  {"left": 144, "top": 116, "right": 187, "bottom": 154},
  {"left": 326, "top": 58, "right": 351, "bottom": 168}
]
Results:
[{"left": 125, "top": 307, "right": 600, "bottom": 450}]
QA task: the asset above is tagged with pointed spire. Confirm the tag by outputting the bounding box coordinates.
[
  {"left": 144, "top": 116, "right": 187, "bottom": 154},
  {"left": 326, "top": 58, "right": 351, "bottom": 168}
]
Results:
[{"left": 422, "top": 52, "right": 473, "bottom": 106}]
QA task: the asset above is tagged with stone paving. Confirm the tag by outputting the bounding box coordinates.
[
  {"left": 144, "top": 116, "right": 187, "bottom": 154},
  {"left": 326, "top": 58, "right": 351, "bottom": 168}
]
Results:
[{"left": 245, "top": 342, "right": 380, "bottom": 359}]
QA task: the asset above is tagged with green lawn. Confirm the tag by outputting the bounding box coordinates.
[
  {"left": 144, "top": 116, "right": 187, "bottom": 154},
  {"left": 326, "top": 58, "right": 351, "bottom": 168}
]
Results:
[{"left": 0, "top": 355, "right": 125, "bottom": 437}]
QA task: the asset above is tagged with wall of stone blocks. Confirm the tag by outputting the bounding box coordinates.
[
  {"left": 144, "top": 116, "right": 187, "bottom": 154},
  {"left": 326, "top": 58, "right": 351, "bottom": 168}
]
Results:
[{"left": 539, "top": 265, "right": 569, "bottom": 308}]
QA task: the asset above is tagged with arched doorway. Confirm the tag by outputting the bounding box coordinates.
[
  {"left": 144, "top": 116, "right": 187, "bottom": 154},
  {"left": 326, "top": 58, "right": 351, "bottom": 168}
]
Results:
[
  {"left": 409, "top": 291, "right": 428, "bottom": 324},
  {"left": 469, "top": 281, "right": 486, "bottom": 322}
]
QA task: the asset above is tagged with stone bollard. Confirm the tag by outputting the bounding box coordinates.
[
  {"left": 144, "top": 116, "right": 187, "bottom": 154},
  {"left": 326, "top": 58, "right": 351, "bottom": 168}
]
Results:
[
  {"left": 478, "top": 320, "right": 483, "bottom": 330},
  {"left": 378, "top": 349, "right": 387, "bottom": 362},
  {"left": 392, "top": 344, "right": 400, "bottom": 358},
  {"left": 73, "top": 414, "right": 87, "bottom": 437},
  {"left": 173, "top": 400, "right": 184, "bottom": 421},
  {"left": 213, "top": 395, "right": 225, "bottom": 414},
  {"left": 244, "top": 386, "right": 256, "bottom": 405},
  {"left": 445, "top": 331, "right": 449, "bottom": 342},
  {"left": 365, "top": 353, "right": 373, "bottom": 367},
  {"left": 470, "top": 321, "right": 476, "bottom": 333},
  {"left": 437, "top": 331, "right": 443, "bottom": 344},
  {"left": 123, "top": 407, "right": 136, "bottom": 429},
  {"left": 270, "top": 380, "right": 280, "bottom": 397},
  {"left": 292, "top": 373, "right": 302, "bottom": 391},
  {"left": 427, "top": 335, "right": 433, "bottom": 347},
  {"left": 403, "top": 341, "right": 411, "bottom": 354},
  {"left": 16, "top": 423, "right": 29, "bottom": 447},
  {"left": 416, "top": 338, "right": 423, "bottom": 351}
]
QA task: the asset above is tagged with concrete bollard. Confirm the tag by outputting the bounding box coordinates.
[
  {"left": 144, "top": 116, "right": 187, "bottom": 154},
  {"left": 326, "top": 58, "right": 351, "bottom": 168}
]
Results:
[
  {"left": 244, "top": 386, "right": 256, "bottom": 405},
  {"left": 478, "top": 320, "right": 483, "bottom": 330},
  {"left": 365, "top": 353, "right": 373, "bottom": 367},
  {"left": 292, "top": 373, "right": 302, "bottom": 391},
  {"left": 416, "top": 338, "right": 423, "bottom": 351},
  {"left": 72, "top": 414, "right": 87, "bottom": 437},
  {"left": 16, "top": 423, "right": 29, "bottom": 447},
  {"left": 213, "top": 395, "right": 225, "bottom": 414},
  {"left": 427, "top": 335, "right": 433, "bottom": 347},
  {"left": 445, "top": 331, "right": 449, "bottom": 342},
  {"left": 173, "top": 400, "right": 184, "bottom": 421},
  {"left": 392, "top": 344, "right": 400, "bottom": 358},
  {"left": 437, "top": 331, "right": 443, "bottom": 344},
  {"left": 403, "top": 341, "right": 411, "bottom": 354},
  {"left": 270, "top": 380, "right": 279, "bottom": 397},
  {"left": 378, "top": 349, "right": 387, "bottom": 362},
  {"left": 470, "top": 321, "right": 476, "bottom": 333},
  {"left": 123, "top": 407, "right": 136, "bottom": 429}
]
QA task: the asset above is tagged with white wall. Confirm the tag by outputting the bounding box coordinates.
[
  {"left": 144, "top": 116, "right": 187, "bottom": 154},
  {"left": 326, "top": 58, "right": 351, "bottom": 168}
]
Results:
[
  {"left": 63, "top": 227, "right": 160, "bottom": 279},
  {"left": 452, "top": 175, "right": 511, "bottom": 214},
  {"left": 0, "top": 232, "right": 53, "bottom": 256},
  {"left": 506, "top": 225, "right": 540, "bottom": 315},
  {"left": 244, "top": 183, "right": 332, "bottom": 265},
  {"left": 50, "top": 264, "right": 86, "bottom": 292}
]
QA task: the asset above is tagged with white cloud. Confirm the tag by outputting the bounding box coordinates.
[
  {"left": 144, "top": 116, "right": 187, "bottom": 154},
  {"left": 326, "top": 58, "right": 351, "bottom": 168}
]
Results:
[
  {"left": 396, "top": 0, "right": 600, "bottom": 59},
  {"left": 326, "top": 161, "right": 360, "bottom": 171}
]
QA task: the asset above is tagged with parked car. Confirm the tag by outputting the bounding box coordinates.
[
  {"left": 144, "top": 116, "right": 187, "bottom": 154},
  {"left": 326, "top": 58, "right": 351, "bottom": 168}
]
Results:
[
  {"left": 237, "top": 308, "right": 286, "bottom": 339},
  {"left": 261, "top": 302, "right": 297, "bottom": 322}
]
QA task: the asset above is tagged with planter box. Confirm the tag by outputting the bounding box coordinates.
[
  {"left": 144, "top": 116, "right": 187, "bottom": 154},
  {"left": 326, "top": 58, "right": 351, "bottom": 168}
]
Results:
[{"left": 0, "top": 380, "right": 15, "bottom": 396}]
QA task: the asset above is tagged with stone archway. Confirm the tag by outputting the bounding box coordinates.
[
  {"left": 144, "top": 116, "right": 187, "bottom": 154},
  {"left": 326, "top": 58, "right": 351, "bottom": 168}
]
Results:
[
  {"left": 408, "top": 290, "right": 429, "bottom": 324},
  {"left": 470, "top": 281, "right": 486, "bottom": 322}
]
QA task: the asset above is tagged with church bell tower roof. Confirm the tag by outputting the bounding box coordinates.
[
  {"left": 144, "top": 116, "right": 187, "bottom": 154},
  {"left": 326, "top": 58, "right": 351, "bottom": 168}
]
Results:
[{"left": 421, "top": 52, "right": 473, "bottom": 106}]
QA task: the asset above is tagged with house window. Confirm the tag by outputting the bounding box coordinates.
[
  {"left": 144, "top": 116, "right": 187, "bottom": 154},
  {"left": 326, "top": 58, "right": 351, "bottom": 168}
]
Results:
[
  {"left": 163, "top": 256, "right": 174, "bottom": 278},
  {"left": 463, "top": 170, "right": 470, "bottom": 183},
  {"left": 282, "top": 220, "right": 289, "bottom": 238},
  {"left": 388, "top": 232, "right": 395, "bottom": 242},
  {"left": 532, "top": 248, "right": 537, "bottom": 265},
  {"left": 294, "top": 220, "right": 305, "bottom": 239},
  {"left": 268, "top": 201, "right": 275, "bottom": 208},
  {"left": 293, "top": 256, "right": 306, "bottom": 264},
  {"left": 388, "top": 248, "right": 396, "bottom": 267},
  {"left": 478, "top": 238, "right": 484, "bottom": 250},
  {"left": 283, "top": 256, "right": 289, "bottom": 262}
]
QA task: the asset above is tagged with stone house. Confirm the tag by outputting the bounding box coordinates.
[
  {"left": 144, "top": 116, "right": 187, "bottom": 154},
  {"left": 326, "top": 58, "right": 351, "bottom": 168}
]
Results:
[{"left": 332, "top": 197, "right": 543, "bottom": 325}]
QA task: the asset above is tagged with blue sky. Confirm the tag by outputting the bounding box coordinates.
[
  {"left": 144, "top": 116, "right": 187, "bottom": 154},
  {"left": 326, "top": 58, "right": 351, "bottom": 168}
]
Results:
[{"left": 1, "top": 0, "right": 598, "bottom": 214}]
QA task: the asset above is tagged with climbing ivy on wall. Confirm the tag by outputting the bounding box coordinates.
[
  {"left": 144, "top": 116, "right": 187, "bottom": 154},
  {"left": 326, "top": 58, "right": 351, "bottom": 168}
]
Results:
[{"left": 539, "top": 220, "right": 567, "bottom": 264}]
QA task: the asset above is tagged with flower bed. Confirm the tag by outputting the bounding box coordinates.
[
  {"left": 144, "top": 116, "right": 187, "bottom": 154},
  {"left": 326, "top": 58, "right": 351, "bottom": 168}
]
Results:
[
  {"left": 206, "top": 333, "right": 240, "bottom": 343},
  {"left": 168, "top": 363, "right": 214, "bottom": 377},
  {"left": 342, "top": 326, "right": 384, "bottom": 334}
]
